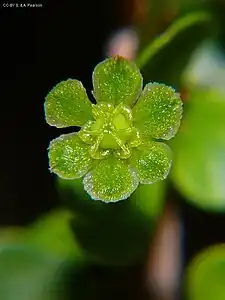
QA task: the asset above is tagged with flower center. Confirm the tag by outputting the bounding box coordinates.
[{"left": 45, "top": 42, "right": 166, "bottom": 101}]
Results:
[{"left": 78, "top": 102, "right": 141, "bottom": 159}]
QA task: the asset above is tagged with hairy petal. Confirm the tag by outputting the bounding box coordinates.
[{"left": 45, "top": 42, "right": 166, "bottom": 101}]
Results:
[
  {"left": 83, "top": 156, "right": 139, "bottom": 202},
  {"left": 44, "top": 79, "right": 92, "bottom": 128},
  {"left": 49, "top": 133, "right": 93, "bottom": 179},
  {"left": 132, "top": 83, "right": 182, "bottom": 140},
  {"left": 92, "top": 56, "right": 143, "bottom": 107},
  {"left": 130, "top": 141, "right": 172, "bottom": 184}
]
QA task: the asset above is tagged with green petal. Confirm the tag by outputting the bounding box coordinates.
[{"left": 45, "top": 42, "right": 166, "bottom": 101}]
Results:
[
  {"left": 92, "top": 56, "right": 143, "bottom": 107},
  {"left": 44, "top": 79, "right": 92, "bottom": 128},
  {"left": 130, "top": 141, "right": 172, "bottom": 184},
  {"left": 132, "top": 83, "right": 182, "bottom": 140},
  {"left": 83, "top": 156, "right": 139, "bottom": 202},
  {"left": 48, "top": 133, "right": 93, "bottom": 179}
]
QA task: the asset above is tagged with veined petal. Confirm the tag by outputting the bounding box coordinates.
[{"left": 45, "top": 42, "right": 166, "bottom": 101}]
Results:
[
  {"left": 48, "top": 133, "right": 93, "bottom": 179},
  {"left": 132, "top": 83, "right": 182, "bottom": 140},
  {"left": 44, "top": 79, "right": 92, "bottom": 128},
  {"left": 83, "top": 156, "right": 139, "bottom": 202},
  {"left": 92, "top": 56, "right": 143, "bottom": 107},
  {"left": 129, "top": 141, "right": 172, "bottom": 184}
]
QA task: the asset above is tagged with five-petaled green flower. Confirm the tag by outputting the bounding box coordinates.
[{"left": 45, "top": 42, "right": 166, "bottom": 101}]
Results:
[{"left": 44, "top": 56, "right": 182, "bottom": 202}]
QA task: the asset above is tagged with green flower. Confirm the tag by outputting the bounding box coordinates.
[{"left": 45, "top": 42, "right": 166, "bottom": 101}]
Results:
[{"left": 44, "top": 56, "right": 182, "bottom": 202}]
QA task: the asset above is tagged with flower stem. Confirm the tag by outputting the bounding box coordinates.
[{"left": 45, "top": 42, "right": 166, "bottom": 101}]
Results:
[{"left": 136, "top": 11, "right": 211, "bottom": 69}]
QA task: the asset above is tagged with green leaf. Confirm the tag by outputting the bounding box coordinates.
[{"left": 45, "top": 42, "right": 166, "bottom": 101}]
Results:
[
  {"left": 185, "top": 244, "right": 225, "bottom": 300},
  {"left": 132, "top": 83, "right": 182, "bottom": 140},
  {"left": 92, "top": 56, "right": 143, "bottom": 107},
  {"left": 171, "top": 89, "right": 225, "bottom": 212},
  {"left": 44, "top": 79, "right": 92, "bottom": 128},
  {"left": 0, "top": 227, "right": 23, "bottom": 244},
  {"left": 0, "top": 245, "right": 66, "bottom": 300},
  {"left": 57, "top": 178, "right": 165, "bottom": 266},
  {"left": 58, "top": 179, "right": 164, "bottom": 266},
  {"left": 136, "top": 12, "right": 211, "bottom": 69},
  {"left": 23, "top": 209, "right": 83, "bottom": 261},
  {"left": 83, "top": 156, "right": 139, "bottom": 202},
  {"left": 130, "top": 141, "right": 172, "bottom": 184},
  {"left": 49, "top": 133, "right": 93, "bottom": 179},
  {"left": 130, "top": 181, "right": 165, "bottom": 220}
]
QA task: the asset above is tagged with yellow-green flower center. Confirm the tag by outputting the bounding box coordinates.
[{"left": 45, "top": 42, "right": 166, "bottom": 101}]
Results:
[{"left": 78, "top": 102, "right": 141, "bottom": 159}]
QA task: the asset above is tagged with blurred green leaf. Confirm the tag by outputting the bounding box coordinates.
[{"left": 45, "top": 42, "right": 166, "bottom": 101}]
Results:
[
  {"left": 185, "top": 244, "right": 225, "bottom": 300},
  {"left": 138, "top": 11, "right": 212, "bottom": 88},
  {"left": 23, "top": 209, "right": 83, "bottom": 261},
  {"left": 129, "top": 180, "right": 165, "bottom": 221},
  {"left": 57, "top": 178, "right": 165, "bottom": 266},
  {"left": 171, "top": 89, "right": 225, "bottom": 211},
  {"left": 0, "top": 245, "right": 67, "bottom": 300},
  {"left": 0, "top": 227, "right": 23, "bottom": 245},
  {"left": 182, "top": 39, "right": 225, "bottom": 92},
  {"left": 136, "top": 12, "right": 211, "bottom": 70}
]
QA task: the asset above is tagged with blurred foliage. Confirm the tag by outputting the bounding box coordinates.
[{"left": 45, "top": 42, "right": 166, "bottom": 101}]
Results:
[
  {"left": 182, "top": 40, "right": 225, "bottom": 92},
  {"left": 0, "top": 211, "right": 86, "bottom": 300},
  {"left": 136, "top": 1, "right": 225, "bottom": 213},
  {"left": 136, "top": 12, "right": 211, "bottom": 69},
  {"left": 57, "top": 177, "right": 165, "bottom": 266},
  {"left": 0, "top": 245, "right": 67, "bottom": 300},
  {"left": 185, "top": 244, "right": 225, "bottom": 300},
  {"left": 139, "top": 13, "right": 213, "bottom": 88},
  {"left": 171, "top": 88, "right": 225, "bottom": 211},
  {"left": 23, "top": 209, "right": 83, "bottom": 260}
]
